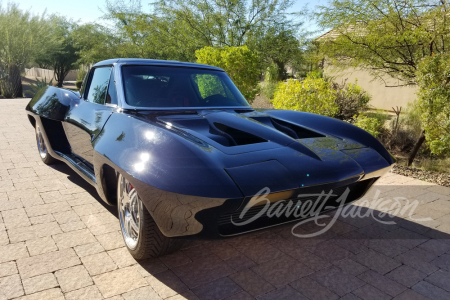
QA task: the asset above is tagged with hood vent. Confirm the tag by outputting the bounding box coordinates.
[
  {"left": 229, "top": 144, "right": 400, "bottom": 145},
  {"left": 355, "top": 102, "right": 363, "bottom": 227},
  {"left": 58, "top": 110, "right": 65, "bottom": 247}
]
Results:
[
  {"left": 269, "top": 118, "right": 325, "bottom": 139},
  {"left": 210, "top": 122, "right": 267, "bottom": 147},
  {"left": 234, "top": 109, "right": 255, "bottom": 114}
]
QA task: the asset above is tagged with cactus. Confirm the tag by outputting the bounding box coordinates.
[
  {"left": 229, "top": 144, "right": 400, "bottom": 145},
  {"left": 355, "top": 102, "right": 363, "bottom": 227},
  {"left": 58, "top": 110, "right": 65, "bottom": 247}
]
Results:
[{"left": 0, "top": 64, "right": 23, "bottom": 98}]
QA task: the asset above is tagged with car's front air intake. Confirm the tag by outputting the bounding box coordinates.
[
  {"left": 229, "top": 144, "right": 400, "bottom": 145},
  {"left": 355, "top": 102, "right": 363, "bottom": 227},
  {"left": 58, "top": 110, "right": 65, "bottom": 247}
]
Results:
[{"left": 217, "top": 177, "right": 378, "bottom": 236}]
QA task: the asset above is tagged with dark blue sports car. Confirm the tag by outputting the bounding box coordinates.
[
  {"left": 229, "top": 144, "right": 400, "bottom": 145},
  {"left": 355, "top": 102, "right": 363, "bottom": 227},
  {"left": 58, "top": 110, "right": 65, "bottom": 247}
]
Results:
[{"left": 26, "top": 59, "right": 394, "bottom": 259}]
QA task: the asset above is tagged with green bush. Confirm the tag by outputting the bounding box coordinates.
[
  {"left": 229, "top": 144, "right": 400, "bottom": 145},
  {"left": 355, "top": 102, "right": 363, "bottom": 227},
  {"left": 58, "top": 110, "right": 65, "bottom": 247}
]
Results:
[
  {"left": 75, "top": 80, "right": 83, "bottom": 90},
  {"left": 260, "top": 81, "right": 278, "bottom": 100},
  {"left": 332, "top": 80, "right": 370, "bottom": 121},
  {"left": 354, "top": 115, "right": 383, "bottom": 138},
  {"left": 306, "top": 70, "right": 324, "bottom": 79},
  {"left": 416, "top": 53, "right": 450, "bottom": 155},
  {"left": 265, "top": 63, "right": 279, "bottom": 83},
  {"left": 196, "top": 46, "right": 260, "bottom": 103},
  {"left": 272, "top": 73, "right": 370, "bottom": 119},
  {"left": 364, "top": 109, "right": 389, "bottom": 126},
  {"left": 272, "top": 76, "right": 339, "bottom": 117}
]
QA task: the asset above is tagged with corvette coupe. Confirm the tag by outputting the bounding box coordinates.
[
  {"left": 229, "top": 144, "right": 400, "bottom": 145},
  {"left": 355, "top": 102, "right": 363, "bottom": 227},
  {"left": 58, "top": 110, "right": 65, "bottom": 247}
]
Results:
[{"left": 26, "top": 59, "right": 394, "bottom": 259}]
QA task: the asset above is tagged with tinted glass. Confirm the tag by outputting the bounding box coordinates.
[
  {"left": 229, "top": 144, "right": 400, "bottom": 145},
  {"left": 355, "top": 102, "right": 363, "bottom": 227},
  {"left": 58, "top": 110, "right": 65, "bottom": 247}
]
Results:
[
  {"left": 122, "top": 65, "right": 250, "bottom": 107},
  {"left": 106, "top": 70, "right": 118, "bottom": 105},
  {"left": 86, "top": 67, "right": 112, "bottom": 104}
]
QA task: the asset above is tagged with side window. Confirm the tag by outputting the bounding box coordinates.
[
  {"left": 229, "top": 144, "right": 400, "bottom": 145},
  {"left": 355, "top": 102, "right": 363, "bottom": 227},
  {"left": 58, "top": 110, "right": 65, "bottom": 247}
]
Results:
[
  {"left": 86, "top": 67, "right": 112, "bottom": 104},
  {"left": 105, "top": 70, "right": 118, "bottom": 105}
]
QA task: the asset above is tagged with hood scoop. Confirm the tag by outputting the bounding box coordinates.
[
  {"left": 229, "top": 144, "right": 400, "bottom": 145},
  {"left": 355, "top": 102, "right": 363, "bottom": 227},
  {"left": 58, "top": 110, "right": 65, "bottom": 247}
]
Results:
[
  {"left": 211, "top": 122, "right": 267, "bottom": 146},
  {"left": 156, "top": 111, "right": 323, "bottom": 158},
  {"left": 269, "top": 118, "right": 325, "bottom": 139}
]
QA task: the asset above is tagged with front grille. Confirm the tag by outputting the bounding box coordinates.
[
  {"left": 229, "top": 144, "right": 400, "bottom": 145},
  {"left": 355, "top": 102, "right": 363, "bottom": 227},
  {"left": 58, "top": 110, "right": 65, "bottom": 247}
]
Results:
[{"left": 218, "top": 178, "right": 377, "bottom": 235}]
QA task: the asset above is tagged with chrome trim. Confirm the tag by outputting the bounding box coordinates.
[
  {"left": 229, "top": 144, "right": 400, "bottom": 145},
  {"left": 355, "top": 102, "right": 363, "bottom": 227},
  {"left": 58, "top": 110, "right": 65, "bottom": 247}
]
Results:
[
  {"left": 54, "top": 151, "right": 97, "bottom": 184},
  {"left": 123, "top": 106, "right": 252, "bottom": 111},
  {"left": 36, "top": 126, "right": 48, "bottom": 159},
  {"left": 118, "top": 174, "right": 141, "bottom": 250},
  {"left": 114, "top": 63, "right": 127, "bottom": 108}
]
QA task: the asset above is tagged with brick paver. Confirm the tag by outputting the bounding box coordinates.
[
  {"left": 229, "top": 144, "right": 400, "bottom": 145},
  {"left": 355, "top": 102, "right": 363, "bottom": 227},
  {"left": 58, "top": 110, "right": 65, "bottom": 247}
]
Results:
[{"left": 1, "top": 99, "right": 450, "bottom": 299}]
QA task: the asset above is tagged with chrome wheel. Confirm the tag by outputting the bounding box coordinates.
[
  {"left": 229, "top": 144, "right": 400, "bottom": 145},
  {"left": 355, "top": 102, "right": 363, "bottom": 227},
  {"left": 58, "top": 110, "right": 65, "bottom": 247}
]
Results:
[
  {"left": 35, "top": 126, "right": 48, "bottom": 159},
  {"left": 118, "top": 174, "right": 142, "bottom": 250}
]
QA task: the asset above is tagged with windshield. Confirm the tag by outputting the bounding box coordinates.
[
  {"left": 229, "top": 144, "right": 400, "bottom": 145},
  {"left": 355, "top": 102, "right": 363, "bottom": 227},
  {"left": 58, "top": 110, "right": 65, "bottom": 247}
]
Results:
[{"left": 121, "top": 65, "right": 250, "bottom": 108}]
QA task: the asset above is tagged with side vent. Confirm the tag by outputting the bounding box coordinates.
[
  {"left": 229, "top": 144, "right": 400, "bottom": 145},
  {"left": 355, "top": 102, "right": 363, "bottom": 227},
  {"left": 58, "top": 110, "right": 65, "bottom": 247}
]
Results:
[
  {"left": 40, "top": 118, "right": 71, "bottom": 154},
  {"left": 211, "top": 123, "right": 267, "bottom": 146},
  {"left": 270, "top": 118, "right": 325, "bottom": 139}
]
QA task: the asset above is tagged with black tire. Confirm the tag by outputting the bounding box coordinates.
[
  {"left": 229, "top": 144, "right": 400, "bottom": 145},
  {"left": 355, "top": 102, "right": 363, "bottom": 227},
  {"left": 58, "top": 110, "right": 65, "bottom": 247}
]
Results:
[
  {"left": 117, "top": 174, "right": 183, "bottom": 260},
  {"left": 35, "top": 124, "right": 57, "bottom": 165}
]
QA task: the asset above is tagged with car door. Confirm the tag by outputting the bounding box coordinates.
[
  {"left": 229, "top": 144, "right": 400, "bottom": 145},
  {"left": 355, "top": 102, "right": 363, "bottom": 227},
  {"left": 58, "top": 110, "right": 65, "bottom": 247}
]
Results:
[{"left": 63, "top": 66, "right": 118, "bottom": 165}]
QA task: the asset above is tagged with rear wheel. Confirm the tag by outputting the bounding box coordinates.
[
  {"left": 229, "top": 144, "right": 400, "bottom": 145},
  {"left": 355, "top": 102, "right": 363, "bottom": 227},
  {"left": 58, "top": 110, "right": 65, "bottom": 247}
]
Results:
[
  {"left": 117, "top": 173, "right": 182, "bottom": 259},
  {"left": 35, "top": 124, "right": 56, "bottom": 165}
]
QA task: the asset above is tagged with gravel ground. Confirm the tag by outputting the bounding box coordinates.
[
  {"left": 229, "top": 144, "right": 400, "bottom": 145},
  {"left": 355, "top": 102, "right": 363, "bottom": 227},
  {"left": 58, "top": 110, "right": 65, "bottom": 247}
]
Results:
[
  {"left": 392, "top": 164, "right": 450, "bottom": 187},
  {"left": 251, "top": 95, "right": 274, "bottom": 109}
]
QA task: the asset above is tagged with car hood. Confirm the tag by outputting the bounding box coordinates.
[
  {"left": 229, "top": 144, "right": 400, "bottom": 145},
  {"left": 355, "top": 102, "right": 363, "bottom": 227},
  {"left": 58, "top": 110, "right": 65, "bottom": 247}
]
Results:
[{"left": 133, "top": 109, "right": 390, "bottom": 196}]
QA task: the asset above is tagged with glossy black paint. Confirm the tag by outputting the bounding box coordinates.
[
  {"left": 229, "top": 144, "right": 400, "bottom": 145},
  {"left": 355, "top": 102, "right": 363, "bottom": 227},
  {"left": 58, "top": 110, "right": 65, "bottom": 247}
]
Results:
[{"left": 26, "top": 58, "right": 394, "bottom": 238}]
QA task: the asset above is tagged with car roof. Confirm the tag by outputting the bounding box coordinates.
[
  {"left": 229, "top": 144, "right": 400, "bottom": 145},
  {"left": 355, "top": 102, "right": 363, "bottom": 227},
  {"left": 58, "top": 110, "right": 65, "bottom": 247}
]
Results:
[{"left": 93, "top": 58, "right": 224, "bottom": 72}]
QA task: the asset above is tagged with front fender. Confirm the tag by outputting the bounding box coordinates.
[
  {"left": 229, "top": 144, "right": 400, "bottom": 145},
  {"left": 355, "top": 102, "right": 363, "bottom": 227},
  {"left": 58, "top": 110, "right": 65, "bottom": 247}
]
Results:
[{"left": 92, "top": 112, "right": 243, "bottom": 199}]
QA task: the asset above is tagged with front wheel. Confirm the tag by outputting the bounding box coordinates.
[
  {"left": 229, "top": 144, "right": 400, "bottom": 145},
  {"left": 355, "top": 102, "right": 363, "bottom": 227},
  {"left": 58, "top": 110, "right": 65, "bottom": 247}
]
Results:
[
  {"left": 117, "top": 173, "right": 182, "bottom": 259},
  {"left": 35, "top": 124, "right": 56, "bottom": 165}
]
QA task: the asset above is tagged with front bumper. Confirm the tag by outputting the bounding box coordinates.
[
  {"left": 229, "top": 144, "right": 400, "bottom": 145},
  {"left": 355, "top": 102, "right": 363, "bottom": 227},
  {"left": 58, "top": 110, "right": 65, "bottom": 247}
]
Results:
[{"left": 134, "top": 166, "right": 390, "bottom": 239}]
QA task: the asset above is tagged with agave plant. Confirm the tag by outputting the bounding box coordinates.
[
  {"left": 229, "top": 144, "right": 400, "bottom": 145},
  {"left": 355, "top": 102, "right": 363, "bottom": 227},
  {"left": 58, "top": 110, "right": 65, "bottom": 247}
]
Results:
[{"left": 29, "top": 77, "right": 53, "bottom": 94}]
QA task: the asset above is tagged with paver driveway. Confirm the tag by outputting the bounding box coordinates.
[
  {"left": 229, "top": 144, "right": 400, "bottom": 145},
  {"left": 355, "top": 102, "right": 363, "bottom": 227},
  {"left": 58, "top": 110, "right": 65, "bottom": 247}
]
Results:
[{"left": 1, "top": 98, "right": 450, "bottom": 300}]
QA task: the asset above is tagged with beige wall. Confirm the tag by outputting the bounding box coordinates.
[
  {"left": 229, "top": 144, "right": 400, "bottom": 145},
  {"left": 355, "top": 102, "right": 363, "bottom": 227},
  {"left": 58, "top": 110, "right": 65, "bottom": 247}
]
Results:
[
  {"left": 325, "top": 67, "right": 417, "bottom": 111},
  {"left": 25, "top": 68, "right": 78, "bottom": 82}
]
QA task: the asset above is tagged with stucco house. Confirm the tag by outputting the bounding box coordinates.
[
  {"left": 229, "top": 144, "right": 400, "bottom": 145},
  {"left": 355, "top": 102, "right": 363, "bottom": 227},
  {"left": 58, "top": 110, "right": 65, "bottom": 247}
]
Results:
[{"left": 316, "top": 30, "right": 417, "bottom": 111}]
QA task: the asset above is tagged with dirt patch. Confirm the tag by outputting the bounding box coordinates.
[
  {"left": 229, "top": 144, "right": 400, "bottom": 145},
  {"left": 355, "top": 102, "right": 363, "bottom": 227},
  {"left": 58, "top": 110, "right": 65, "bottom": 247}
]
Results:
[
  {"left": 251, "top": 95, "right": 274, "bottom": 109},
  {"left": 392, "top": 164, "right": 450, "bottom": 187}
]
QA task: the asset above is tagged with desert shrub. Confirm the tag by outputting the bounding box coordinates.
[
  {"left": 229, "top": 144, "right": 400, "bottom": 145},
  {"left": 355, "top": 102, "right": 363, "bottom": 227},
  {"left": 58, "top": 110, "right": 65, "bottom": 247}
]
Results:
[
  {"left": 399, "top": 101, "right": 423, "bottom": 138},
  {"left": 332, "top": 80, "right": 370, "bottom": 121},
  {"left": 380, "top": 101, "right": 423, "bottom": 152},
  {"left": 272, "top": 77, "right": 339, "bottom": 117},
  {"left": 416, "top": 53, "right": 450, "bottom": 155},
  {"left": 354, "top": 115, "right": 383, "bottom": 138},
  {"left": 196, "top": 46, "right": 260, "bottom": 103},
  {"left": 415, "top": 157, "right": 450, "bottom": 173}
]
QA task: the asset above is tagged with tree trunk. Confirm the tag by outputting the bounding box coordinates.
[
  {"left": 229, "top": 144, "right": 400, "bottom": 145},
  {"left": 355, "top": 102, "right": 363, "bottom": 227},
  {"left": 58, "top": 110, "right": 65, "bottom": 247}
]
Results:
[
  {"left": 407, "top": 130, "right": 425, "bottom": 166},
  {"left": 10, "top": 64, "right": 22, "bottom": 97},
  {"left": 274, "top": 60, "right": 285, "bottom": 81}
]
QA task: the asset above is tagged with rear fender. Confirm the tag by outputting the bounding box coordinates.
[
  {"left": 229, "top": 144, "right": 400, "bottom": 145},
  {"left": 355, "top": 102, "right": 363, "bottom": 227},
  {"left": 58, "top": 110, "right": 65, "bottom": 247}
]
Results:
[{"left": 26, "top": 86, "right": 79, "bottom": 121}]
